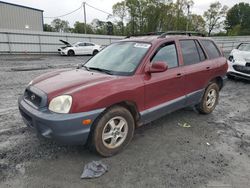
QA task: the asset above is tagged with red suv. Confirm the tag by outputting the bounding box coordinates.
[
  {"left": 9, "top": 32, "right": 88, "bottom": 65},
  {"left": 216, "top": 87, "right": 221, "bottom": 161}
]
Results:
[{"left": 18, "top": 32, "right": 228, "bottom": 156}]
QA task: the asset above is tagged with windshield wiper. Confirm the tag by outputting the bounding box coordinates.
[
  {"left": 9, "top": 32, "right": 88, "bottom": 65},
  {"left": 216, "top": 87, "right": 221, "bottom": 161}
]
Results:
[
  {"left": 82, "top": 65, "right": 89, "bottom": 71},
  {"left": 87, "top": 67, "right": 114, "bottom": 75}
]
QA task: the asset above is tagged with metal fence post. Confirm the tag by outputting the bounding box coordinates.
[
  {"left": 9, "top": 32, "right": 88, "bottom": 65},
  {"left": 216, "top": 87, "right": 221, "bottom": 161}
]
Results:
[
  {"left": 6, "top": 32, "right": 11, "bottom": 54},
  {"left": 38, "top": 34, "right": 42, "bottom": 54}
]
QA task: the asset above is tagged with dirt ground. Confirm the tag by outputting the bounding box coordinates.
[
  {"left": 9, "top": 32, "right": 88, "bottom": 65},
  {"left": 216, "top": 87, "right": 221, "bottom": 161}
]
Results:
[{"left": 0, "top": 55, "right": 249, "bottom": 188}]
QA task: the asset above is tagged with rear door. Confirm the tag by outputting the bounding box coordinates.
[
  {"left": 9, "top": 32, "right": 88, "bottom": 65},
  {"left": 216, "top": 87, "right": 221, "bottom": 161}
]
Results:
[
  {"left": 199, "top": 39, "right": 225, "bottom": 76},
  {"left": 142, "top": 41, "right": 186, "bottom": 122},
  {"left": 75, "top": 43, "right": 86, "bottom": 55},
  {"left": 178, "top": 39, "right": 212, "bottom": 105},
  {"left": 85, "top": 43, "right": 95, "bottom": 54}
]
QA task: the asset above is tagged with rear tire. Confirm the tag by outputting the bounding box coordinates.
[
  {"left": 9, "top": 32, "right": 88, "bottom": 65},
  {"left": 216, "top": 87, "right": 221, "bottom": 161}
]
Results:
[
  {"left": 67, "top": 50, "right": 75, "bottom": 56},
  {"left": 92, "top": 50, "right": 99, "bottom": 56},
  {"left": 89, "top": 106, "right": 135, "bottom": 157},
  {"left": 196, "top": 83, "right": 219, "bottom": 114}
]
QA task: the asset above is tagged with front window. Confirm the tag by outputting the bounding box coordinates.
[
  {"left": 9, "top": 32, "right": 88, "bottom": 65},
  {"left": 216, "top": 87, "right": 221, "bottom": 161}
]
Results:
[
  {"left": 238, "top": 43, "right": 250, "bottom": 51},
  {"left": 84, "top": 42, "right": 151, "bottom": 75}
]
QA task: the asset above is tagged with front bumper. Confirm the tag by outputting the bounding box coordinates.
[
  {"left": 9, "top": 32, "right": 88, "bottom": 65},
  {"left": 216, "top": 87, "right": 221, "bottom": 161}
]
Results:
[
  {"left": 18, "top": 96, "right": 104, "bottom": 145},
  {"left": 58, "top": 49, "right": 67, "bottom": 55},
  {"left": 227, "top": 60, "right": 250, "bottom": 80}
]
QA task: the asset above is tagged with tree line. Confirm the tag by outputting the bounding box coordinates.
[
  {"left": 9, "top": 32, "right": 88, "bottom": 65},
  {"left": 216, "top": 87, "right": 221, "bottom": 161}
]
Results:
[{"left": 44, "top": 1, "right": 250, "bottom": 36}]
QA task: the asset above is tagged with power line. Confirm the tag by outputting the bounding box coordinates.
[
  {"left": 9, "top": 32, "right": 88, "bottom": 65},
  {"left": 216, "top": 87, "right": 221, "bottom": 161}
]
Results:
[
  {"left": 85, "top": 2, "right": 113, "bottom": 16},
  {"left": 44, "top": 6, "right": 82, "bottom": 19},
  {"left": 43, "top": 2, "right": 113, "bottom": 21}
]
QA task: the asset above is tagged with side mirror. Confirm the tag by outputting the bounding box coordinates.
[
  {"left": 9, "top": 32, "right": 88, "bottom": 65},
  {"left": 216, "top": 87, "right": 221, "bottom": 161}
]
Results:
[
  {"left": 76, "top": 64, "right": 82, "bottom": 69},
  {"left": 146, "top": 61, "right": 168, "bottom": 73}
]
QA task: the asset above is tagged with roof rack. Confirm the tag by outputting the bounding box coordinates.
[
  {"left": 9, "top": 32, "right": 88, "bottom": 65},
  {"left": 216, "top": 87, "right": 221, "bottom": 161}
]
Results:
[
  {"left": 125, "top": 31, "right": 206, "bottom": 39},
  {"left": 158, "top": 31, "right": 206, "bottom": 38},
  {"left": 125, "top": 31, "right": 165, "bottom": 39}
]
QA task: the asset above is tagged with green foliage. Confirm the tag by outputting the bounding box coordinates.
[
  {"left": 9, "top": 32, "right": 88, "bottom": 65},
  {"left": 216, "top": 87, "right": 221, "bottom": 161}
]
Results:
[
  {"left": 43, "top": 24, "right": 53, "bottom": 32},
  {"left": 225, "top": 3, "right": 250, "bottom": 36},
  {"left": 51, "top": 18, "right": 70, "bottom": 33},
  {"left": 203, "top": 2, "right": 228, "bottom": 36},
  {"left": 111, "top": 0, "right": 204, "bottom": 36},
  {"left": 73, "top": 21, "right": 94, "bottom": 34},
  {"left": 48, "top": 0, "right": 250, "bottom": 36}
]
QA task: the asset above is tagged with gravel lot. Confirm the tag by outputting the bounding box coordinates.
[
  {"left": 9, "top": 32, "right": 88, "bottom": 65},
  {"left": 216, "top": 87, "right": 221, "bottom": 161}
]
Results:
[{"left": 0, "top": 55, "right": 249, "bottom": 188}]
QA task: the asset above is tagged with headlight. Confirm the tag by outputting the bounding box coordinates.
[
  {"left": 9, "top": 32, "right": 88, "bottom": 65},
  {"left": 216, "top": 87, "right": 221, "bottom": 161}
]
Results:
[
  {"left": 49, "top": 95, "right": 72, "bottom": 113},
  {"left": 228, "top": 55, "right": 234, "bottom": 62}
]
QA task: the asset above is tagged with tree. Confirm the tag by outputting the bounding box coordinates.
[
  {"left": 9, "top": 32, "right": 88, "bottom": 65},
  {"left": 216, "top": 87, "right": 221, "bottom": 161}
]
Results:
[
  {"left": 225, "top": 3, "right": 250, "bottom": 35},
  {"left": 175, "top": 0, "right": 194, "bottom": 30},
  {"left": 112, "top": 1, "right": 127, "bottom": 35},
  {"left": 91, "top": 19, "right": 107, "bottom": 35},
  {"left": 73, "top": 21, "right": 94, "bottom": 34},
  {"left": 43, "top": 24, "right": 53, "bottom": 32},
  {"left": 203, "top": 2, "right": 228, "bottom": 36},
  {"left": 51, "top": 18, "right": 70, "bottom": 33},
  {"left": 189, "top": 14, "right": 206, "bottom": 33}
]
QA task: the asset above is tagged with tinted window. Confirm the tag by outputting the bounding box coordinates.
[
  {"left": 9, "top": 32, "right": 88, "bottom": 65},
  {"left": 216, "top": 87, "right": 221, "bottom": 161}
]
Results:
[
  {"left": 180, "top": 40, "right": 200, "bottom": 65},
  {"left": 200, "top": 40, "right": 221, "bottom": 59},
  {"left": 237, "top": 43, "right": 250, "bottom": 51},
  {"left": 195, "top": 41, "right": 206, "bottom": 61},
  {"left": 151, "top": 43, "right": 178, "bottom": 68},
  {"left": 86, "top": 43, "right": 95, "bottom": 46},
  {"left": 78, "top": 43, "right": 85, "bottom": 46}
]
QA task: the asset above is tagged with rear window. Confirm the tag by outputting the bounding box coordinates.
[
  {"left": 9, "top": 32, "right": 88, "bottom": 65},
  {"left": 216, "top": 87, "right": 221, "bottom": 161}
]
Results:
[
  {"left": 180, "top": 40, "right": 201, "bottom": 65},
  {"left": 200, "top": 40, "right": 221, "bottom": 59}
]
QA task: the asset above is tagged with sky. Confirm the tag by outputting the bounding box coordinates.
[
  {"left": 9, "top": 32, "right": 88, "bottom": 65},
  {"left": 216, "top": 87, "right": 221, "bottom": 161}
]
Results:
[{"left": 3, "top": 0, "right": 250, "bottom": 26}]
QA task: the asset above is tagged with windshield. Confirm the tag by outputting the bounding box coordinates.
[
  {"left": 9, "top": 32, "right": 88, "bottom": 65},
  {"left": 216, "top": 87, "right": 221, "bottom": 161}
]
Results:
[
  {"left": 237, "top": 43, "right": 250, "bottom": 51},
  {"left": 84, "top": 42, "right": 151, "bottom": 76}
]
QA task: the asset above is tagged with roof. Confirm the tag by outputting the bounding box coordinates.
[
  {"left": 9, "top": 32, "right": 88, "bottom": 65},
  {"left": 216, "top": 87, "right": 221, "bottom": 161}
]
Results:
[
  {"left": 122, "top": 31, "right": 207, "bottom": 44},
  {"left": 0, "top": 1, "right": 44, "bottom": 12}
]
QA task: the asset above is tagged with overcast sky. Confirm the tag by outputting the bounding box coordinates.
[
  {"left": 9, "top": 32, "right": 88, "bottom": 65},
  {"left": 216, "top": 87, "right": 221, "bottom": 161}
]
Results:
[{"left": 4, "top": 0, "right": 250, "bottom": 26}]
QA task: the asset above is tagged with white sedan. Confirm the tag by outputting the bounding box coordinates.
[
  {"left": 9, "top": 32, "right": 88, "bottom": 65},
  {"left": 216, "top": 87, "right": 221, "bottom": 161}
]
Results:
[
  {"left": 58, "top": 40, "right": 102, "bottom": 56},
  {"left": 227, "top": 42, "right": 250, "bottom": 80}
]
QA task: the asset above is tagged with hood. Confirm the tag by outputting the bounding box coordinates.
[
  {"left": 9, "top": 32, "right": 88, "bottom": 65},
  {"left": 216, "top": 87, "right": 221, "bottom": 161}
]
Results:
[
  {"left": 59, "top": 39, "right": 72, "bottom": 47},
  {"left": 231, "top": 49, "right": 250, "bottom": 62},
  {"left": 32, "top": 69, "right": 115, "bottom": 98}
]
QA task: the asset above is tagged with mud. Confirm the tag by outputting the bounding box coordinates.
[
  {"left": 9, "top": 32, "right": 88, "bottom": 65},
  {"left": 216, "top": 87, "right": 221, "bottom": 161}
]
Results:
[{"left": 0, "top": 55, "right": 249, "bottom": 188}]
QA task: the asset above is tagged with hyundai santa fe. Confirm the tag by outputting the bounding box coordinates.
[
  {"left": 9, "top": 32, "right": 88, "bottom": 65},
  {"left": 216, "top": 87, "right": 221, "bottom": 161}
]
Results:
[{"left": 18, "top": 32, "right": 228, "bottom": 156}]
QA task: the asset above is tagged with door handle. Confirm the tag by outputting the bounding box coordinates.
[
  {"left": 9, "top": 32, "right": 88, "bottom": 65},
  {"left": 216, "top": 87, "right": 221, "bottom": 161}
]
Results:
[
  {"left": 176, "top": 73, "right": 182, "bottom": 78},
  {"left": 206, "top": 66, "right": 211, "bottom": 71}
]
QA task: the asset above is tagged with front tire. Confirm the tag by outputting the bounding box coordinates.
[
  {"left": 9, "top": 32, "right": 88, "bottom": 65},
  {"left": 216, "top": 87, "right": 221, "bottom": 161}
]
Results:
[
  {"left": 90, "top": 106, "right": 135, "bottom": 157},
  {"left": 67, "top": 50, "right": 75, "bottom": 56},
  {"left": 196, "top": 83, "right": 219, "bottom": 114}
]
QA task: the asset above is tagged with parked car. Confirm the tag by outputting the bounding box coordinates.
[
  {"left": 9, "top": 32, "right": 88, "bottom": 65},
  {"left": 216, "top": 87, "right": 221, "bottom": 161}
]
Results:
[
  {"left": 18, "top": 32, "right": 228, "bottom": 157},
  {"left": 227, "top": 42, "right": 250, "bottom": 80},
  {"left": 58, "top": 40, "right": 102, "bottom": 56}
]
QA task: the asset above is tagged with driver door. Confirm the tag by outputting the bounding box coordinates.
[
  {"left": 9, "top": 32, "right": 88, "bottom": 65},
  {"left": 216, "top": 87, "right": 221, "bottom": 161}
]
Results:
[{"left": 142, "top": 42, "right": 186, "bottom": 123}]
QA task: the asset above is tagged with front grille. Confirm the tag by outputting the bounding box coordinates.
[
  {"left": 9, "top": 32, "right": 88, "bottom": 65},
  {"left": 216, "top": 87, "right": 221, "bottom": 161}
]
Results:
[
  {"left": 246, "top": 63, "right": 250, "bottom": 67},
  {"left": 24, "top": 89, "right": 42, "bottom": 107},
  {"left": 233, "top": 65, "right": 250, "bottom": 74}
]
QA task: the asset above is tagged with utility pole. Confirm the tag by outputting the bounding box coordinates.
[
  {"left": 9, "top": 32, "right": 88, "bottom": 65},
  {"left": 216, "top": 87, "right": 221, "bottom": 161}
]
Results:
[
  {"left": 186, "top": 4, "right": 190, "bottom": 31},
  {"left": 176, "top": 0, "right": 180, "bottom": 30},
  {"left": 83, "top": 2, "right": 87, "bottom": 34}
]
